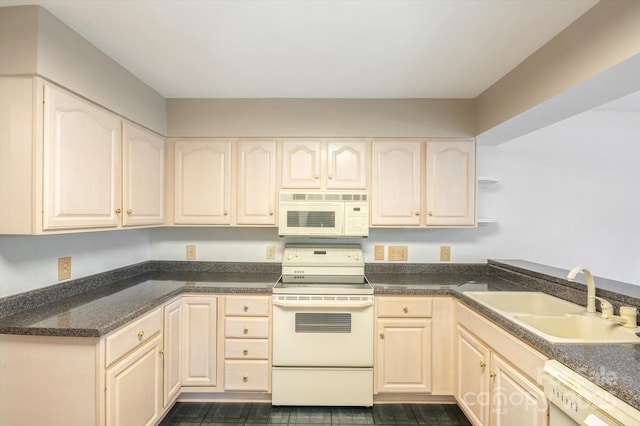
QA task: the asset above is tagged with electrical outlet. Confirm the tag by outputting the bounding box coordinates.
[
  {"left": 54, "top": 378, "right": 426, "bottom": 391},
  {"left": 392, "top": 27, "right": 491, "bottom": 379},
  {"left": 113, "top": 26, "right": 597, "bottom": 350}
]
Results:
[
  {"left": 266, "top": 245, "right": 276, "bottom": 260},
  {"left": 186, "top": 244, "right": 196, "bottom": 260},
  {"left": 388, "top": 245, "right": 408, "bottom": 261},
  {"left": 440, "top": 245, "right": 451, "bottom": 262},
  {"left": 374, "top": 245, "right": 385, "bottom": 260},
  {"left": 58, "top": 257, "right": 71, "bottom": 280}
]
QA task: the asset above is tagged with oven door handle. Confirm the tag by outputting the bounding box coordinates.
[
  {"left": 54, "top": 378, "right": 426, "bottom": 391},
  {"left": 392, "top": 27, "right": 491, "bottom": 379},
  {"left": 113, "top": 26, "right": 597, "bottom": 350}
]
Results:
[{"left": 272, "top": 300, "right": 374, "bottom": 309}]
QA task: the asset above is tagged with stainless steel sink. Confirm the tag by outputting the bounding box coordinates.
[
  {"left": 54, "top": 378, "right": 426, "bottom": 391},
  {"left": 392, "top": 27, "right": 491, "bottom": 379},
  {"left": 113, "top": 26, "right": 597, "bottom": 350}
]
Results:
[{"left": 463, "top": 291, "right": 640, "bottom": 344}]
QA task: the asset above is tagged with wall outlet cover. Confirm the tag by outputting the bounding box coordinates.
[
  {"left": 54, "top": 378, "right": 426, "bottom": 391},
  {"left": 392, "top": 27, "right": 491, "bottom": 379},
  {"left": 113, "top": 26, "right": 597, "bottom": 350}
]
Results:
[
  {"left": 58, "top": 257, "right": 71, "bottom": 280},
  {"left": 374, "top": 245, "right": 385, "bottom": 260},
  {"left": 388, "top": 245, "right": 408, "bottom": 261},
  {"left": 186, "top": 244, "right": 196, "bottom": 261},
  {"left": 440, "top": 246, "right": 451, "bottom": 262}
]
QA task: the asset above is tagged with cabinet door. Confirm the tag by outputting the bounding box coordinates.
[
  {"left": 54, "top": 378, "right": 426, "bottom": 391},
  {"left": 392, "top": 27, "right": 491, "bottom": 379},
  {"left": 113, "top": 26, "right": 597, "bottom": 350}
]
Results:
[
  {"left": 182, "top": 296, "right": 217, "bottom": 386},
  {"left": 43, "top": 84, "right": 121, "bottom": 230},
  {"left": 376, "top": 318, "right": 431, "bottom": 393},
  {"left": 281, "top": 139, "right": 321, "bottom": 188},
  {"left": 371, "top": 141, "right": 422, "bottom": 226},
  {"left": 425, "top": 140, "right": 476, "bottom": 226},
  {"left": 122, "top": 121, "right": 164, "bottom": 227},
  {"left": 163, "top": 299, "right": 182, "bottom": 407},
  {"left": 491, "top": 353, "right": 547, "bottom": 426},
  {"left": 106, "top": 334, "right": 162, "bottom": 426},
  {"left": 457, "top": 326, "right": 491, "bottom": 426},
  {"left": 174, "top": 140, "right": 231, "bottom": 224},
  {"left": 326, "top": 140, "right": 367, "bottom": 189},
  {"left": 236, "top": 139, "right": 277, "bottom": 225}
]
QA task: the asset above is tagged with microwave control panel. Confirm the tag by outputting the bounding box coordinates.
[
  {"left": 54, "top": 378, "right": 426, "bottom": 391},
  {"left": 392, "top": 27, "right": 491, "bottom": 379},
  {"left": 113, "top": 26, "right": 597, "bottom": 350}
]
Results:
[{"left": 344, "top": 203, "right": 369, "bottom": 236}]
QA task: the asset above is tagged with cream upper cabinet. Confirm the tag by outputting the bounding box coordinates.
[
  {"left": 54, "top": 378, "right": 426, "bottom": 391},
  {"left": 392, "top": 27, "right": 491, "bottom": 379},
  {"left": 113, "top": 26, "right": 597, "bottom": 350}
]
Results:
[
  {"left": 371, "top": 139, "right": 476, "bottom": 228},
  {"left": 122, "top": 121, "right": 164, "bottom": 227},
  {"left": 281, "top": 139, "right": 367, "bottom": 189},
  {"left": 425, "top": 140, "right": 476, "bottom": 226},
  {"left": 236, "top": 139, "right": 277, "bottom": 225},
  {"left": 174, "top": 139, "right": 232, "bottom": 225},
  {"left": 456, "top": 303, "right": 548, "bottom": 426},
  {"left": 43, "top": 84, "right": 122, "bottom": 230},
  {"left": 371, "top": 140, "right": 422, "bottom": 226},
  {"left": 326, "top": 139, "right": 368, "bottom": 189}
]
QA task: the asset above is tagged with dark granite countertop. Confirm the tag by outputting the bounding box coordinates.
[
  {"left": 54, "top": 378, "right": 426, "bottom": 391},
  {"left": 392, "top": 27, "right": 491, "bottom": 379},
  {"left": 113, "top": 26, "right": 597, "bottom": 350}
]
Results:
[{"left": 1, "top": 259, "right": 639, "bottom": 412}]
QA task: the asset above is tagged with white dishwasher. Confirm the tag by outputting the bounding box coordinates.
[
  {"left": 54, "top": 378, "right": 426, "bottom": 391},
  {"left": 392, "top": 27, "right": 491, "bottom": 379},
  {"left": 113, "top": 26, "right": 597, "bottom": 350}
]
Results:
[{"left": 543, "top": 360, "right": 640, "bottom": 426}]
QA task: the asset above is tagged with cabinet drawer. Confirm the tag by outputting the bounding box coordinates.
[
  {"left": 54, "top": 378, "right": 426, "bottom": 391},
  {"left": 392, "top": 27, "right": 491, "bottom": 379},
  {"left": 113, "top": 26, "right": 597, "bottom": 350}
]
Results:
[
  {"left": 225, "top": 296, "right": 270, "bottom": 316},
  {"left": 377, "top": 297, "right": 433, "bottom": 318},
  {"left": 225, "top": 339, "right": 269, "bottom": 359},
  {"left": 105, "top": 308, "right": 162, "bottom": 367},
  {"left": 224, "top": 360, "right": 269, "bottom": 392},
  {"left": 225, "top": 317, "right": 270, "bottom": 338}
]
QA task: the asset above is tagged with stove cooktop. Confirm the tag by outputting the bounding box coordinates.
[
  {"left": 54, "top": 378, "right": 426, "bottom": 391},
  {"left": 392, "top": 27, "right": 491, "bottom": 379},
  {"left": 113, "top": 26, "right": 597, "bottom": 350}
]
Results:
[{"left": 272, "top": 276, "right": 374, "bottom": 295}]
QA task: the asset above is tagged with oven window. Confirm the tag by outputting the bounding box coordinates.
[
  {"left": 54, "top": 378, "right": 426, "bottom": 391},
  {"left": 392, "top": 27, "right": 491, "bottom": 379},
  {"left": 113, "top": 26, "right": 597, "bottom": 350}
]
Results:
[
  {"left": 287, "top": 211, "right": 336, "bottom": 228},
  {"left": 295, "top": 313, "right": 351, "bottom": 333}
]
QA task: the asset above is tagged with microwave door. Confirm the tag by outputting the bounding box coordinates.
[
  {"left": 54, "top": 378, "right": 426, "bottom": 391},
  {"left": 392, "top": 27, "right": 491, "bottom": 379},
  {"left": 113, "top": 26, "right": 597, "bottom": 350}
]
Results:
[{"left": 280, "top": 205, "right": 343, "bottom": 236}]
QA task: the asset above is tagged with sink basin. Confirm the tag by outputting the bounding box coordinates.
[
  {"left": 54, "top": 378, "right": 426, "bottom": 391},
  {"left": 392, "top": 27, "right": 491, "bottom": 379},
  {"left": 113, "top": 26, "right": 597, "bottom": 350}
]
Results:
[
  {"left": 464, "top": 291, "right": 585, "bottom": 315},
  {"left": 513, "top": 314, "right": 640, "bottom": 344},
  {"left": 464, "top": 291, "right": 640, "bottom": 344}
]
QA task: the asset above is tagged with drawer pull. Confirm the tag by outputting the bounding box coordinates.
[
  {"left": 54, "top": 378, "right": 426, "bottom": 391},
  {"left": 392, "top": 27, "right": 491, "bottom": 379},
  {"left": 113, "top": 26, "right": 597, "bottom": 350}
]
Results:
[
  {"left": 243, "top": 374, "right": 248, "bottom": 382},
  {"left": 243, "top": 304, "right": 249, "bottom": 312},
  {"left": 479, "top": 361, "right": 486, "bottom": 368},
  {"left": 403, "top": 306, "right": 409, "bottom": 313},
  {"left": 137, "top": 330, "right": 144, "bottom": 339},
  {"left": 243, "top": 348, "right": 249, "bottom": 356},
  {"left": 243, "top": 327, "right": 249, "bottom": 334}
]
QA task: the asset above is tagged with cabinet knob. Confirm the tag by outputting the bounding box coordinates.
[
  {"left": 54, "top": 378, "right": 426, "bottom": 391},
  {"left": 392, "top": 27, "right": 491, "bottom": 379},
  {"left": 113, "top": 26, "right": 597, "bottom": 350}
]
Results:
[
  {"left": 415, "top": 211, "right": 420, "bottom": 216},
  {"left": 315, "top": 175, "right": 319, "bottom": 179},
  {"left": 479, "top": 361, "right": 486, "bottom": 368},
  {"left": 428, "top": 211, "right": 433, "bottom": 216},
  {"left": 328, "top": 175, "right": 333, "bottom": 179},
  {"left": 159, "top": 349, "right": 164, "bottom": 356},
  {"left": 379, "top": 332, "right": 384, "bottom": 339},
  {"left": 243, "top": 305, "right": 249, "bottom": 312},
  {"left": 490, "top": 371, "right": 496, "bottom": 378},
  {"left": 115, "top": 208, "right": 121, "bottom": 215},
  {"left": 243, "top": 348, "right": 249, "bottom": 356},
  {"left": 126, "top": 208, "right": 133, "bottom": 216},
  {"left": 403, "top": 306, "right": 409, "bottom": 313},
  {"left": 224, "top": 210, "right": 229, "bottom": 216},
  {"left": 243, "top": 374, "right": 249, "bottom": 382},
  {"left": 269, "top": 211, "right": 274, "bottom": 216},
  {"left": 243, "top": 327, "right": 249, "bottom": 334},
  {"left": 137, "top": 330, "right": 144, "bottom": 339}
]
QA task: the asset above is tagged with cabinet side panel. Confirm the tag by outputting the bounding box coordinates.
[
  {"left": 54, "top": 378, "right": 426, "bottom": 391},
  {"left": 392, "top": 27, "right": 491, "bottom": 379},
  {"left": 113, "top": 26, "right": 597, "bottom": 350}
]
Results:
[
  {"left": 0, "top": 335, "right": 99, "bottom": 426},
  {"left": 0, "top": 77, "right": 35, "bottom": 234}
]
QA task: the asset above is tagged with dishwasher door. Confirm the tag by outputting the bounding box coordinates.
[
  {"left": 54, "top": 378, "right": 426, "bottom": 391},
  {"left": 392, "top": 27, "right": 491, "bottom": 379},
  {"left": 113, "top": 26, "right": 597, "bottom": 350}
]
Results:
[{"left": 543, "top": 360, "right": 640, "bottom": 426}]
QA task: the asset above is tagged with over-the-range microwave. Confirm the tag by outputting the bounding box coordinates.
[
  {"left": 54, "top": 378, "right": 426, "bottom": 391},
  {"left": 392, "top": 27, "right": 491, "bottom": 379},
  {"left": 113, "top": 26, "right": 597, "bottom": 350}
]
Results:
[{"left": 278, "top": 191, "right": 369, "bottom": 237}]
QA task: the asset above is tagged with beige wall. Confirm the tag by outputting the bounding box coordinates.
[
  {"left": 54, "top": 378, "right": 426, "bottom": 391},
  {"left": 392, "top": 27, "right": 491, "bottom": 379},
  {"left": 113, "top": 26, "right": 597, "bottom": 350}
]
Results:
[
  {"left": 0, "top": 6, "right": 166, "bottom": 134},
  {"left": 476, "top": 0, "right": 640, "bottom": 138},
  {"left": 167, "top": 98, "right": 475, "bottom": 138}
]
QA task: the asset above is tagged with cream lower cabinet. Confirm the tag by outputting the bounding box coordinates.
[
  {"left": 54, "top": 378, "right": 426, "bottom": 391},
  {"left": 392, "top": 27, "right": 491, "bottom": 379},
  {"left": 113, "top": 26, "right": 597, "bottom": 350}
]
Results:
[
  {"left": 456, "top": 303, "right": 548, "bottom": 426},
  {"left": 182, "top": 296, "right": 218, "bottom": 386},
  {"left": 375, "top": 296, "right": 455, "bottom": 396},
  {"left": 106, "top": 334, "right": 163, "bottom": 426},
  {"left": 163, "top": 298, "right": 183, "bottom": 406},
  {"left": 223, "top": 296, "right": 271, "bottom": 392}
]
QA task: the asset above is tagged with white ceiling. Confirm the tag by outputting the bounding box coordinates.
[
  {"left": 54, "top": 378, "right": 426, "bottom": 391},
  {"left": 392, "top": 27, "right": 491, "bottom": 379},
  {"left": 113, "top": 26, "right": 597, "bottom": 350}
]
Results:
[{"left": 0, "top": 0, "right": 600, "bottom": 99}]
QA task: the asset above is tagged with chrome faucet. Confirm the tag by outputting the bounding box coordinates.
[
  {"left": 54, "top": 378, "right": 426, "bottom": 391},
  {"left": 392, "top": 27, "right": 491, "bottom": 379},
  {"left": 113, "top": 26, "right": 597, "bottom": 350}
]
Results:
[{"left": 567, "top": 266, "right": 597, "bottom": 313}]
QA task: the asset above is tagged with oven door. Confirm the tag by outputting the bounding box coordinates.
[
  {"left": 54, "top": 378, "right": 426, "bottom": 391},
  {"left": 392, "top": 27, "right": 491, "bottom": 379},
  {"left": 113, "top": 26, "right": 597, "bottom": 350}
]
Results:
[
  {"left": 278, "top": 203, "right": 344, "bottom": 236},
  {"left": 272, "top": 295, "right": 374, "bottom": 367}
]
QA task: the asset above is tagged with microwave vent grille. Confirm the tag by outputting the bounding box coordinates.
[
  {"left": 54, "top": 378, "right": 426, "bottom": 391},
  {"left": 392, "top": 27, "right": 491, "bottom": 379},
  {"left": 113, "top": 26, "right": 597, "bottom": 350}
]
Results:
[{"left": 280, "top": 192, "right": 368, "bottom": 202}]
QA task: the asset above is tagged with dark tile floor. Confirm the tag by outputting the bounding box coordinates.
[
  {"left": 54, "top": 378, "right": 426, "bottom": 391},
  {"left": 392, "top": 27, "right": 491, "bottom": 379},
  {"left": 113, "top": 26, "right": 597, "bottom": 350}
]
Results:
[{"left": 159, "top": 402, "right": 472, "bottom": 425}]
